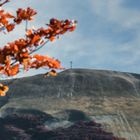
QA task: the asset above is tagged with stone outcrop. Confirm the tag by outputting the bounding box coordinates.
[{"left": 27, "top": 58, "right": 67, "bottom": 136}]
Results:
[{"left": 0, "top": 69, "right": 140, "bottom": 139}]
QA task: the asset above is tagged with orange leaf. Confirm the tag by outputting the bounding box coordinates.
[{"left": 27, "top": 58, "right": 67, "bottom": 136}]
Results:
[
  {"left": 5, "top": 64, "right": 19, "bottom": 76},
  {"left": 44, "top": 70, "right": 57, "bottom": 77},
  {"left": 0, "top": 84, "right": 9, "bottom": 96},
  {"left": 10, "top": 65, "right": 19, "bottom": 76},
  {"left": 22, "top": 58, "right": 30, "bottom": 71},
  {"left": 69, "top": 26, "right": 76, "bottom": 32},
  {"left": 31, "top": 35, "right": 40, "bottom": 44},
  {"left": 0, "top": 17, "right": 8, "bottom": 26},
  {"left": 49, "top": 36, "right": 55, "bottom": 42},
  {"left": 33, "top": 54, "right": 45, "bottom": 61},
  {"left": 0, "top": 66, "right": 4, "bottom": 72},
  {"left": 20, "top": 52, "right": 29, "bottom": 58},
  {"left": 0, "top": 90, "right": 6, "bottom": 96},
  {"left": 26, "top": 29, "right": 33, "bottom": 36},
  {"left": 6, "top": 24, "right": 15, "bottom": 32},
  {"left": 5, "top": 13, "right": 15, "bottom": 18}
]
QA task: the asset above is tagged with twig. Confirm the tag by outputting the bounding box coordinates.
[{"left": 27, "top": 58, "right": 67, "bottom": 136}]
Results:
[
  {"left": 29, "top": 39, "right": 49, "bottom": 55},
  {"left": 25, "top": 20, "right": 28, "bottom": 32},
  {"left": 0, "top": 0, "right": 10, "bottom": 7}
]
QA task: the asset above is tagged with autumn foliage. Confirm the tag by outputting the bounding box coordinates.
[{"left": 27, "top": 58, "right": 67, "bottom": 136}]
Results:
[{"left": 0, "top": 0, "right": 76, "bottom": 95}]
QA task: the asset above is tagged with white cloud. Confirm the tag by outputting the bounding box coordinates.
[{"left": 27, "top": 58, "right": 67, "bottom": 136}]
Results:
[{"left": 90, "top": 0, "right": 140, "bottom": 29}]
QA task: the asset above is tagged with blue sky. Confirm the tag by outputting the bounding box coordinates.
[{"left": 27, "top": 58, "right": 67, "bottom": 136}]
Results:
[{"left": 1, "top": 0, "right": 140, "bottom": 77}]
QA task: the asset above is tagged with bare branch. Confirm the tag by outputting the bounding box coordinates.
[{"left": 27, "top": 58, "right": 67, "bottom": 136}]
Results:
[
  {"left": 0, "top": 0, "right": 10, "bottom": 7},
  {"left": 29, "top": 40, "right": 49, "bottom": 55}
]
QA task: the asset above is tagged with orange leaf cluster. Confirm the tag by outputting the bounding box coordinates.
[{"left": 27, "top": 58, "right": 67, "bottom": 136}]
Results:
[
  {"left": 44, "top": 69, "right": 57, "bottom": 78},
  {"left": 0, "top": 6, "right": 37, "bottom": 33},
  {"left": 14, "top": 7, "right": 37, "bottom": 24},
  {"left": 0, "top": 9, "right": 15, "bottom": 32},
  {"left": 0, "top": 0, "right": 77, "bottom": 96},
  {"left": 46, "top": 18, "right": 77, "bottom": 41},
  {"left": 31, "top": 54, "right": 61, "bottom": 69},
  {"left": 26, "top": 18, "right": 77, "bottom": 45},
  {"left": 0, "top": 83, "right": 9, "bottom": 96},
  {"left": 0, "top": 18, "right": 76, "bottom": 76}
]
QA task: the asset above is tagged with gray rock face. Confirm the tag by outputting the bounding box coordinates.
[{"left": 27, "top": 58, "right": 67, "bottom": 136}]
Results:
[
  {"left": 0, "top": 68, "right": 140, "bottom": 140},
  {"left": 2, "top": 68, "right": 140, "bottom": 98}
]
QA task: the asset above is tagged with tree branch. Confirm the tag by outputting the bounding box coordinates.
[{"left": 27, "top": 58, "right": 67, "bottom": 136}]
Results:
[
  {"left": 29, "top": 40, "right": 49, "bottom": 55},
  {"left": 10, "top": 39, "right": 49, "bottom": 66},
  {"left": 0, "top": 0, "right": 10, "bottom": 7}
]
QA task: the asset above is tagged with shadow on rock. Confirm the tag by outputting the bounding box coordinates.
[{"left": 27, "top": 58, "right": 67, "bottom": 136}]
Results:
[{"left": 0, "top": 108, "right": 127, "bottom": 140}]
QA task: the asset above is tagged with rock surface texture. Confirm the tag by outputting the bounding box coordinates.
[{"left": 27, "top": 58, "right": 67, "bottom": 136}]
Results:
[{"left": 0, "top": 69, "right": 140, "bottom": 140}]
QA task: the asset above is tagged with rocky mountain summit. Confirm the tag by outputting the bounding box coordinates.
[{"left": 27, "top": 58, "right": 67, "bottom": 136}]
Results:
[
  {"left": 0, "top": 69, "right": 140, "bottom": 140},
  {"left": 2, "top": 68, "right": 140, "bottom": 98}
]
